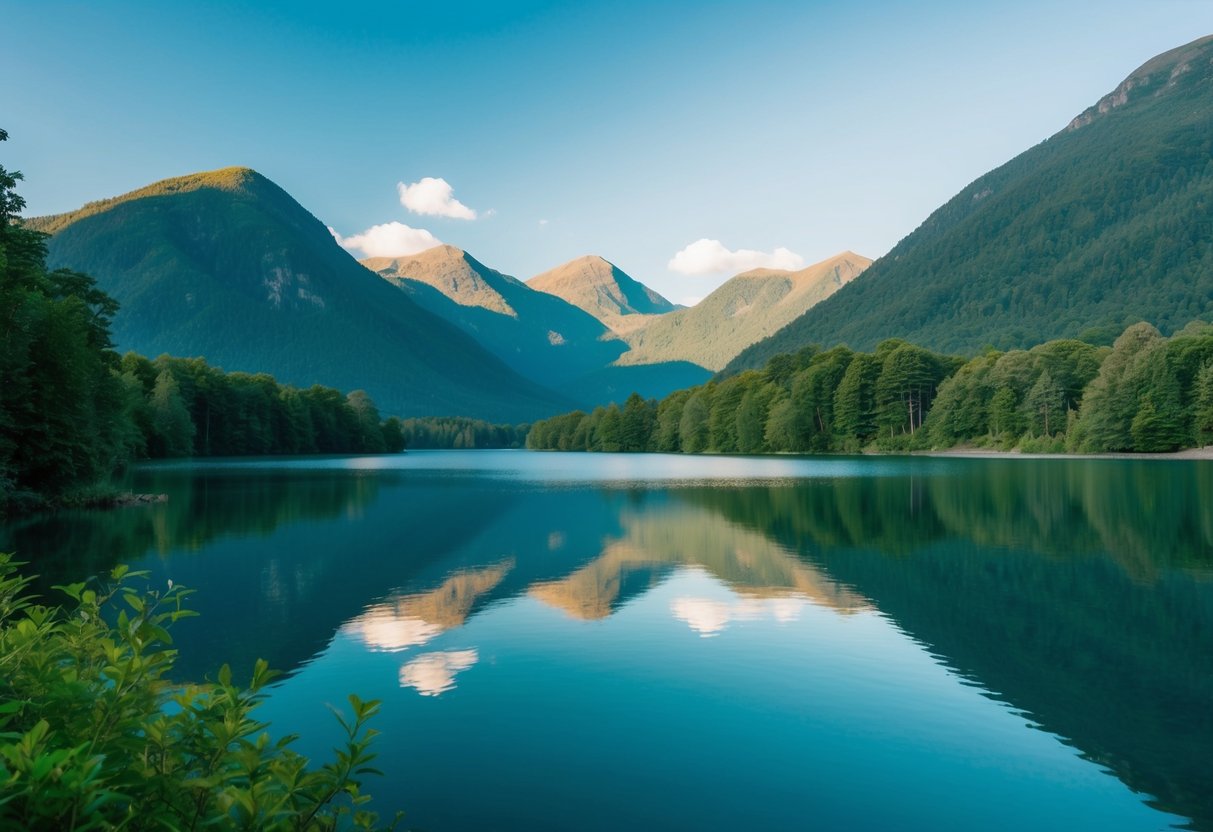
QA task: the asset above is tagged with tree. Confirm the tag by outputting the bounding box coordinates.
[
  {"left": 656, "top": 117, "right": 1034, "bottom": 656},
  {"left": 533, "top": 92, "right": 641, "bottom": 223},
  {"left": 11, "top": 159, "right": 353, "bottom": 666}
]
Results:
[
  {"left": 832, "top": 353, "right": 881, "bottom": 449},
  {"left": 148, "top": 370, "right": 195, "bottom": 457},
  {"left": 679, "top": 390, "right": 712, "bottom": 453},
  {"left": 1, "top": 130, "right": 133, "bottom": 507},
  {"left": 987, "top": 386, "right": 1022, "bottom": 441},
  {"left": 620, "top": 392, "right": 656, "bottom": 452},
  {"left": 1076, "top": 322, "right": 1163, "bottom": 452},
  {"left": 1193, "top": 362, "right": 1213, "bottom": 446},
  {"left": 1025, "top": 369, "right": 1064, "bottom": 436}
]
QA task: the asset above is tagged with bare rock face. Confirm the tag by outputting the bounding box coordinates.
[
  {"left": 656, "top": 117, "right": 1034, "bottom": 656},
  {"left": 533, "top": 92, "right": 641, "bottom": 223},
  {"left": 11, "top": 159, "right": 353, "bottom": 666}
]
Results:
[{"left": 1067, "top": 34, "right": 1213, "bottom": 131}]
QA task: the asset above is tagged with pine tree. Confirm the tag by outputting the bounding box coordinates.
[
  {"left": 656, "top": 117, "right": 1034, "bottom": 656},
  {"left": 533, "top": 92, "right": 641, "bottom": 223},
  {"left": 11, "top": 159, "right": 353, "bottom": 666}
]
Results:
[{"left": 149, "top": 370, "right": 195, "bottom": 457}]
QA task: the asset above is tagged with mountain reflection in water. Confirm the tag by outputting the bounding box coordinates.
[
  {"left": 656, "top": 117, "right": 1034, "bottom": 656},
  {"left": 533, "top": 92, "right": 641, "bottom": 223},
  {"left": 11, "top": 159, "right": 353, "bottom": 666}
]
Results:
[{"left": 3, "top": 452, "right": 1209, "bottom": 831}]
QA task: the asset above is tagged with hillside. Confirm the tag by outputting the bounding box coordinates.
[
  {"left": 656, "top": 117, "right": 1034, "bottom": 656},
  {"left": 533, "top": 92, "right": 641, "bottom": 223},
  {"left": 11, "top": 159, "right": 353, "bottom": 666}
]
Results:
[
  {"left": 528, "top": 255, "right": 678, "bottom": 336},
  {"left": 26, "top": 168, "right": 572, "bottom": 421},
  {"left": 619, "top": 251, "right": 870, "bottom": 371},
  {"left": 365, "top": 246, "right": 710, "bottom": 404},
  {"left": 727, "top": 34, "right": 1213, "bottom": 371}
]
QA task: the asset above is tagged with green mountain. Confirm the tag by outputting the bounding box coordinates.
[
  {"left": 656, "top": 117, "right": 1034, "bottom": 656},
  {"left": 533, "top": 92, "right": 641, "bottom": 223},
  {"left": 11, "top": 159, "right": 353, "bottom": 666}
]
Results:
[
  {"left": 528, "top": 255, "right": 678, "bottom": 336},
  {"left": 26, "top": 168, "right": 572, "bottom": 421},
  {"left": 365, "top": 246, "right": 710, "bottom": 404},
  {"left": 727, "top": 34, "right": 1213, "bottom": 372},
  {"left": 621, "top": 251, "right": 869, "bottom": 371}
]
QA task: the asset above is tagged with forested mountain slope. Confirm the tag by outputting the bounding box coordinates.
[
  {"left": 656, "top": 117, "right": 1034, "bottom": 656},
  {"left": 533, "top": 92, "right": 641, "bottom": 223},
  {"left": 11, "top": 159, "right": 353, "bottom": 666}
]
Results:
[
  {"left": 727, "top": 35, "right": 1213, "bottom": 371},
  {"left": 27, "top": 168, "right": 572, "bottom": 421}
]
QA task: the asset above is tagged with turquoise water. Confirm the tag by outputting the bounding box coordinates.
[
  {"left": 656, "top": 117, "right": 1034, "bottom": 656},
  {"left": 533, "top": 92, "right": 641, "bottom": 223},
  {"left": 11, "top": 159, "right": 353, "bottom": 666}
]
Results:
[{"left": 4, "top": 451, "right": 1211, "bottom": 830}]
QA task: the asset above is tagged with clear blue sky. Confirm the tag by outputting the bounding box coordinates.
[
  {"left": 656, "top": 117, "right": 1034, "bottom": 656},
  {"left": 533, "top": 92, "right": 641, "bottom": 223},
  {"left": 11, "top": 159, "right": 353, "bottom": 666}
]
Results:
[{"left": 7, "top": 0, "right": 1213, "bottom": 303}]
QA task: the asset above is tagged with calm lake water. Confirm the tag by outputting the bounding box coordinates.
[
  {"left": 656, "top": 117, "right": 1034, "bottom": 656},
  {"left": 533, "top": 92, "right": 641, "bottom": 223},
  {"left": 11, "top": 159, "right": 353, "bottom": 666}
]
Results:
[{"left": 3, "top": 451, "right": 1212, "bottom": 831}]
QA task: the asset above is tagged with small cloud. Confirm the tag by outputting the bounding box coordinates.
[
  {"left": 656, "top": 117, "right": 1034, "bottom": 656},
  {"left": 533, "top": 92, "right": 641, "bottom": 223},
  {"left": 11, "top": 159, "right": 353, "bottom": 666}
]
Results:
[
  {"left": 680, "top": 296, "right": 703, "bottom": 307},
  {"left": 668, "top": 238, "right": 804, "bottom": 276},
  {"left": 330, "top": 222, "right": 442, "bottom": 258},
  {"left": 398, "top": 177, "right": 477, "bottom": 220},
  {"left": 538, "top": 219, "right": 549, "bottom": 227},
  {"left": 483, "top": 208, "right": 498, "bottom": 218}
]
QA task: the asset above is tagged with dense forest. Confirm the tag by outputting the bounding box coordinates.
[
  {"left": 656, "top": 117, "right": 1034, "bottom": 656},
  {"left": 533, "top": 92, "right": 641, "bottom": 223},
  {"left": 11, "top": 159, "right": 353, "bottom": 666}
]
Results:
[
  {"left": 0, "top": 133, "right": 402, "bottom": 513},
  {"left": 528, "top": 322, "right": 1213, "bottom": 455},
  {"left": 398, "top": 416, "right": 530, "bottom": 449}
]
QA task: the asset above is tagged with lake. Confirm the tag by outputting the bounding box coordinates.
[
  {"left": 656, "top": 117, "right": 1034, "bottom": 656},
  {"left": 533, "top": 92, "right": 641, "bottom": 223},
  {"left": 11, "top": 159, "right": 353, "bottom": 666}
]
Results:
[{"left": 3, "top": 451, "right": 1211, "bottom": 831}]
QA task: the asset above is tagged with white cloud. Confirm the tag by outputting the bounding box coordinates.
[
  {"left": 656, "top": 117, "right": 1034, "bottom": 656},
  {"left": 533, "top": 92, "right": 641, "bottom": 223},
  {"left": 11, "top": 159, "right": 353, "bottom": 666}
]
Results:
[
  {"left": 679, "top": 296, "right": 703, "bottom": 307},
  {"left": 330, "top": 222, "right": 442, "bottom": 258},
  {"left": 538, "top": 219, "right": 549, "bottom": 227},
  {"left": 397, "top": 177, "right": 477, "bottom": 220},
  {"left": 668, "top": 238, "right": 804, "bottom": 276}
]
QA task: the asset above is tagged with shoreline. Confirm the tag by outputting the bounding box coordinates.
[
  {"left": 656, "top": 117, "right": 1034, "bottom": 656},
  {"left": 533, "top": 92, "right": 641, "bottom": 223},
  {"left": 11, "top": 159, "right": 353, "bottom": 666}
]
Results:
[{"left": 920, "top": 446, "right": 1213, "bottom": 461}]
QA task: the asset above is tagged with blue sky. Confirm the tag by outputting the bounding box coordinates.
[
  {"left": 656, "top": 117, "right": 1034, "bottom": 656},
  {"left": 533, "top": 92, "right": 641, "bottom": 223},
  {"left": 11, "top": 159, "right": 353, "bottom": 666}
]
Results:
[{"left": 7, "top": 0, "right": 1213, "bottom": 303}]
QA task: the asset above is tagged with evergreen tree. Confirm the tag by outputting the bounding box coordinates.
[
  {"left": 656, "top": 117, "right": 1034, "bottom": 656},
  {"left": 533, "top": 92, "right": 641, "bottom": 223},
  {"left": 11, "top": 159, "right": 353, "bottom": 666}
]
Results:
[
  {"left": 764, "top": 395, "right": 798, "bottom": 452},
  {"left": 148, "top": 370, "right": 195, "bottom": 457},
  {"left": 1025, "top": 369, "right": 1064, "bottom": 436},
  {"left": 679, "top": 391, "right": 712, "bottom": 453},
  {"left": 832, "top": 353, "right": 881, "bottom": 449},
  {"left": 620, "top": 392, "right": 656, "bottom": 452},
  {"left": 1193, "top": 362, "right": 1213, "bottom": 446},
  {"left": 1076, "top": 322, "right": 1163, "bottom": 452}
]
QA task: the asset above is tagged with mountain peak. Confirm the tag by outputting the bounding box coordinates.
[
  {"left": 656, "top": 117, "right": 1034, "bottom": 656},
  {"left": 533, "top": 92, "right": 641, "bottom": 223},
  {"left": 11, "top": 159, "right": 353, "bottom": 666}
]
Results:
[
  {"left": 529, "top": 255, "right": 676, "bottom": 333},
  {"left": 362, "top": 245, "right": 517, "bottom": 317},
  {"left": 1067, "top": 34, "right": 1213, "bottom": 131},
  {"left": 26, "top": 166, "right": 272, "bottom": 236}
]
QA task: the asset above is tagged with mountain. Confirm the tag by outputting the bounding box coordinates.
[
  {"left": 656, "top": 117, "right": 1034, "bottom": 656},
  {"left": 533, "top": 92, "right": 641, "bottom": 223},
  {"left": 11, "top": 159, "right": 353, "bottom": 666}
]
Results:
[
  {"left": 619, "top": 251, "right": 870, "bottom": 371},
  {"left": 528, "top": 255, "right": 678, "bottom": 336},
  {"left": 26, "top": 168, "right": 571, "bottom": 421},
  {"left": 362, "top": 245, "right": 626, "bottom": 384},
  {"left": 365, "top": 246, "right": 710, "bottom": 404},
  {"left": 727, "top": 34, "right": 1213, "bottom": 371}
]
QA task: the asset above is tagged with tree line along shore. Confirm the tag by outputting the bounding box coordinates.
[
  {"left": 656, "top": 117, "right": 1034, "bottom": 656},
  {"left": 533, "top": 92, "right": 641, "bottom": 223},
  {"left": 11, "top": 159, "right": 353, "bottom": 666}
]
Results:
[{"left": 526, "top": 322, "right": 1213, "bottom": 457}]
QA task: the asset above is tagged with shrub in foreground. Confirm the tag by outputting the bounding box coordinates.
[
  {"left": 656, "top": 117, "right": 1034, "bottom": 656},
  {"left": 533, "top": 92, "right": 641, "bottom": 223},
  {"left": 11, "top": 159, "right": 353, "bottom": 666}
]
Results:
[{"left": 0, "top": 553, "right": 398, "bottom": 830}]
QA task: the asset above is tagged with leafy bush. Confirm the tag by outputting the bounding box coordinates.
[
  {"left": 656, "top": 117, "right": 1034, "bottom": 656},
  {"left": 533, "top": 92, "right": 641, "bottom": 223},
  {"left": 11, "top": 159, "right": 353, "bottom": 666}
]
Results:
[{"left": 0, "top": 553, "right": 397, "bottom": 830}]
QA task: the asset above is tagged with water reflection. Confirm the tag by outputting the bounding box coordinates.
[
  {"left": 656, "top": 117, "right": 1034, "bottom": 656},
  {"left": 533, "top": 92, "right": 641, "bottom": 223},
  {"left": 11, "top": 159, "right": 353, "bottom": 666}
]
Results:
[
  {"left": 3, "top": 452, "right": 1211, "bottom": 830},
  {"left": 399, "top": 649, "right": 479, "bottom": 696},
  {"left": 346, "top": 560, "right": 514, "bottom": 652},
  {"left": 671, "top": 591, "right": 806, "bottom": 637}
]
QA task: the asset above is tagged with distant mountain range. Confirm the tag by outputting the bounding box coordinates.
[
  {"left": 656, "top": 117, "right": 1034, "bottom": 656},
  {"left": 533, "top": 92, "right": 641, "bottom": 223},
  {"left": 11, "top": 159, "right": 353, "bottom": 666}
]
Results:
[
  {"left": 27, "top": 36, "right": 1212, "bottom": 419},
  {"left": 619, "top": 252, "right": 870, "bottom": 371},
  {"left": 26, "top": 169, "right": 572, "bottom": 421},
  {"left": 363, "top": 247, "right": 709, "bottom": 403},
  {"left": 727, "top": 34, "right": 1213, "bottom": 371}
]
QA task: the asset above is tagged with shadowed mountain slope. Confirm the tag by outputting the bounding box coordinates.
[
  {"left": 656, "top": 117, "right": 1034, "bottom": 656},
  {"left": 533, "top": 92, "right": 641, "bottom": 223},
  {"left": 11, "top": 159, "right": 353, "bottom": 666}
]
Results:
[
  {"left": 365, "top": 246, "right": 710, "bottom": 404},
  {"left": 27, "top": 168, "right": 571, "bottom": 420},
  {"left": 528, "top": 255, "right": 678, "bottom": 336}
]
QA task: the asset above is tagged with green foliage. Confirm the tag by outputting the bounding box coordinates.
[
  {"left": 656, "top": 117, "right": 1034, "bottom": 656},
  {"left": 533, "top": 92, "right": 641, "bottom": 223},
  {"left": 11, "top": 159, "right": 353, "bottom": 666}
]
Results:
[
  {"left": 1194, "top": 362, "right": 1213, "bottom": 446},
  {"left": 727, "top": 37, "right": 1213, "bottom": 368},
  {"left": 121, "top": 355, "right": 406, "bottom": 460},
  {"left": 0, "top": 553, "right": 397, "bottom": 830},
  {"left": 403, "top": 416, "right": 529, "bottom": 449},
  {"left": 529, "top": 320, "right": 1213, "bottom": 456},
  {"left": 0, "top": 133, "right": 137, "bottom": 510}
]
